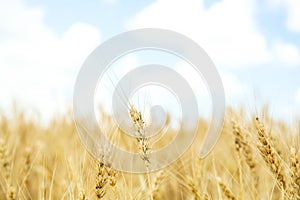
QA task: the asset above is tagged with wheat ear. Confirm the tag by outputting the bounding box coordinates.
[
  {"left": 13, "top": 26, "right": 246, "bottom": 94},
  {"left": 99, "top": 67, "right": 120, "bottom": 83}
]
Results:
[
  {"left": 232, "top": 122, "right": 257, "bottom": 199},
  {"left": 255, "top": 117, "right": 286, "bottom": 191},
  {"left": 288, "top": 146, "right": 300, "bottom": 199},
  {"left": 217, "top": 177, "right": 237, "bottom": 200},
  {"left": 129, "top": 104, "right": 151, "bottom": 166},
  {"left": 95, "top": 161, "right": 108, "bottom": 199}
]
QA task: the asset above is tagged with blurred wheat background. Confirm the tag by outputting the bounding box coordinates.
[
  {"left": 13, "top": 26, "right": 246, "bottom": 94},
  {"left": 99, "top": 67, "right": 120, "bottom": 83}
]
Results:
[{"left": 0, "top": 105, "right": 299, "bottom": 199}]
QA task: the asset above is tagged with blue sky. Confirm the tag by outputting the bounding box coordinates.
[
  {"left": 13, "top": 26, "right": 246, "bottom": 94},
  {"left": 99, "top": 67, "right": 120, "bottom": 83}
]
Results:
[
  {"left": 0, "top": 0, "right": 300, "bottom": 122},
  {"left": 27, "top": 0, "right": 153, "bottom": 38}
]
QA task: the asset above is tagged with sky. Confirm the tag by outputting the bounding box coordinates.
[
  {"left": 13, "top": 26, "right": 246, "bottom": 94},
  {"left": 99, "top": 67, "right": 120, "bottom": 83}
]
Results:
[{"left": 0, "top": 0, "right": 300, "bottom": 122}]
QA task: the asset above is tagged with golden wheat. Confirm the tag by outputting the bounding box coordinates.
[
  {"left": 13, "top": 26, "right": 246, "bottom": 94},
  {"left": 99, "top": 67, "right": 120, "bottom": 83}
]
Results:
[
  {"left": 129, "top": 104, "right": 151, "bottom": 166},
  {"left": 289, "top": 146, "right": 300, "bottom": 199},
  {"left": 255, "top": 117, "right": 286, "bottom": 192},
  {"left": 0, "top": 107, "right": 299, "bottom": 199},
  {"left": 217, "top": 177, "right": 237, "bottom": 200}
]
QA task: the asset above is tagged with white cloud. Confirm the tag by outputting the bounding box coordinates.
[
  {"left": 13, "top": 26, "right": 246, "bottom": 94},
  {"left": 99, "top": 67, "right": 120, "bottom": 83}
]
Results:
[
  {"left": 128, "top": 0, "right": 272, "bottom": 69},
  {"left": 284, "top": 0, "right": 300, "bottom": 32},
  {"left": 267, "top": 0, "right": 300, "bottom": 32},
  {"left": 176, "top": 62, "right": 209, "bottom": 97},
  {"left": 276, "top": 89, "right": 300, "bottom": 121},
  {"left": 176, "top": 61, "right": 250, "bottom": 109},
  {"left": 95, "top": 54, "right": 139, "bottom": 113},
  {"left": 0, "top": 0, "right": 101, "bottom": 119},
  {"left": 221, "top": 72, "right": 250, "bottom": 102},
  {"left": 273, "top": 42, "right": 300, "bottom": 67},
  {"left": 295, "top": 89, "right": 300, "bottom": 105}
]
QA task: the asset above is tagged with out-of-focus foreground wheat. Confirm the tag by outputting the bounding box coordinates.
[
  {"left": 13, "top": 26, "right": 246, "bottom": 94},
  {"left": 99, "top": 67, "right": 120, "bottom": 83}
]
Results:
[{"left": 0, "top": 106, "right": 299, "bottom": 200}]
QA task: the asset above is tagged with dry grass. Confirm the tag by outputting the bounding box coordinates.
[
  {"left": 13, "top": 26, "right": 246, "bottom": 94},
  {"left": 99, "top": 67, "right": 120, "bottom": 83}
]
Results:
[{"left": 0, "top": 105, "right": 299, "bottom": 199}]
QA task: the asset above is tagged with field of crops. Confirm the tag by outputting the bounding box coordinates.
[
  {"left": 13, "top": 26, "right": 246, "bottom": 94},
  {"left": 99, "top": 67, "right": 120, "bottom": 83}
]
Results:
[{"left": 0, "top": 106, "right": 299, "bottom": 199}]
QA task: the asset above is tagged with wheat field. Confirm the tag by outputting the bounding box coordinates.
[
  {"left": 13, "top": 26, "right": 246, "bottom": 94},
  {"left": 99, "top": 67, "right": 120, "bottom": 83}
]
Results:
[{"left": 0, "top": 105, "right": 299, "bottom": 200}]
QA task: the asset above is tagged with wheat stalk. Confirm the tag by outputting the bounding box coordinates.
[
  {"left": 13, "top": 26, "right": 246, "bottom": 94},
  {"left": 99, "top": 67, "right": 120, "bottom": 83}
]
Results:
[
  {"left": 95, "top": 161, "right": 108, "bottom": 199},
  {"left": 217, "top": 177, "right": 236, "bottom": 200},
  {"left": 0, "top": 138, "right": 16, "bottom": 199},
  {"left": 152, "top": 170, "right": 164, "bottom": 200},
  {"left": 288, "top": 146, "right": 300, "bottom": 199},
  {"left": 232, "top": 122, "right": 257, "bottom": 199},
  {"left": 7, "top": 186, "right": 16, "bottom": 200},
  {"left": 79, "top": 190, "right": 87, "bottom": 200},
  {"left": 20, "top": 146, "right": 32, "bottom": 199},
  {"left": 255, "top": 117, "right": 286, "bottom": 192},
  {"left": 129, "top": 104, "right": 151, "bottom": 166},
  {"left": 0, "top": 138, "right": 10, "bottom": 182},
  {"left": 106, "top": 162, "right": 119, "bottom": 200},
  {"left": 232, "top": 123, "right": 256, "bottom": 173},
  {"left": 188, "top": 179, "right": 201, "bottom": 200}
]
